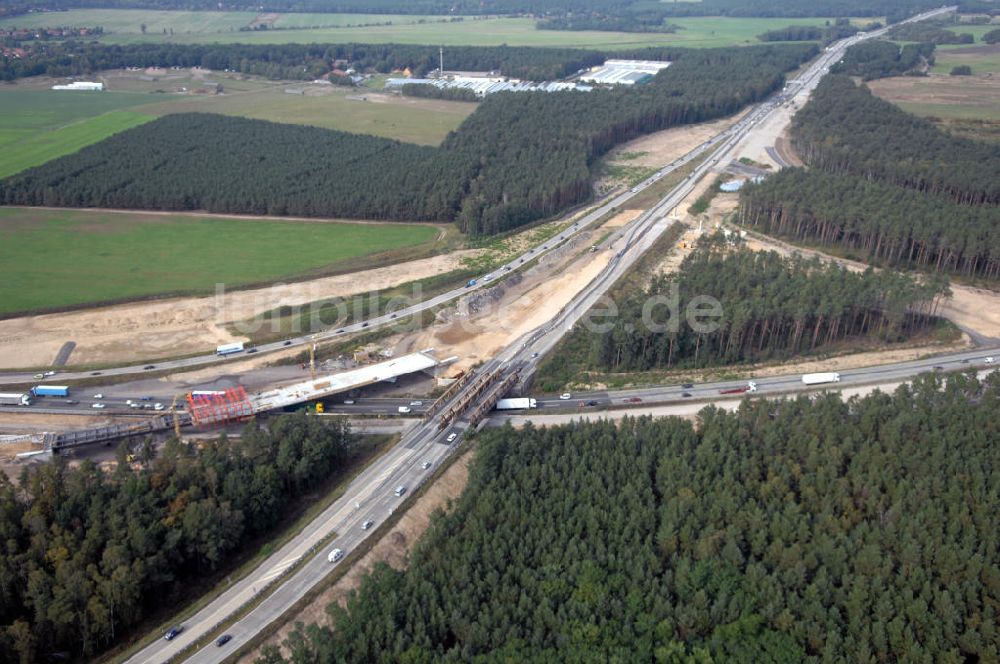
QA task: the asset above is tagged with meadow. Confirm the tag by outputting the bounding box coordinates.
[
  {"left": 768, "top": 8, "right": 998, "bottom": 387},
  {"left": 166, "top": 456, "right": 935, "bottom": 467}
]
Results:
[
  {"left": 930, "top": 43, "right": 1000, "bottom": 75},
  {"left": 0, "top": 207, "right": 442, "bottom": 314},
  {"left": 2, "top": 11, "right": 852, "bottom": 49},
  {"left": 0, "top": 90, "right": 156, "bottom": 178},
  {"left": 0, "top": 74, "right": 473, "bottom": 178}
]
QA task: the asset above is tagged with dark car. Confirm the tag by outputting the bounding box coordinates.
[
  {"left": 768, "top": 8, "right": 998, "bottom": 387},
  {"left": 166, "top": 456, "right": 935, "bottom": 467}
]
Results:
[
  {"left": 682, "top": 383, "right": 693, "bottom": 389},
  {"left": 90, "top": 371, "right": 102, "bottom": 376},
  {"left": 390, "top": 313, "right": 397, "bottom": 319},
  {"left": 336, "top": 329, "right": 344, "bottom": 334},
  {"left": 682, "top": 392, "right": 693, "bottom": 398},
  {"left": 216, "top": 634, "right": 233, "bottom": 647},
  {"left": 143, "top": 365, "right": 155, "bottom": 370},
  {"left": 164, "top": 626, "right": 183, "bottom": 641},
  {"left": 625, "top": 397, "right": 642, "bottom": 404},
  {"left": 933, "top": 366, "right": 944, "bottom": 371},
  {"left": 283, "top": 340, "right": 292, "bottom": 346},
  {"left": 247, "top": 348, "right": 258, "bottom": 354},
  {"left": 361, "top": 322, "right": 369, "bottom": 328},
  {"left": 586, "top": 400, "right": 599, "bottom": 407},
  {"left": 140, "top": 396, "right": 153, "bottom": 401}
]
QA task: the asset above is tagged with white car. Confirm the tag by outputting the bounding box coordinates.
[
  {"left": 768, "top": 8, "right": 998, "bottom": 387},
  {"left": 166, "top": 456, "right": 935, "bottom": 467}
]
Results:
[
  {"left": 343, "top": 399, "right": 355, "bottom": 405},
  {"left": 986, "top": 357, "right": 995, "bottom": 365},
  {"left": 92, "top": 393, "right": 104, "bottom": 399},
  {"left": 361, "top": 519, "right": 374, "bottom": 531},
  {"left": 559, "top": 393, "right": 572, "bottom": 400},
  {"left": 394, "top": 485, "right": 406, "bottom": 497},
  {"left": 422, "top": 461, "right": 432, "bottom": 470},
  {"left": 327, "top": 548, "right": 344, "bottom": 563},
  {"left": 43, "top": 371, "right": 56, "bottom": 377},
  {"left": 446, "top": 433, "right": 457, "bottom": 443},
  {"left": 154, "top": 403, "right": 164, "bottom": 411},
  {"left": 91, "top": 403, "right": 106, "bottom": 409},
  {"left": 409, "top": 401, "right": 423, "bottom": 406}
]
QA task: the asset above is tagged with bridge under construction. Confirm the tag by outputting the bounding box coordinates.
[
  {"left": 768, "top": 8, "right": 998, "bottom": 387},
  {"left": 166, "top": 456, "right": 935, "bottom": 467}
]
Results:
[{"left": 44, "top": 350, "right": 455, "bottom": 452}]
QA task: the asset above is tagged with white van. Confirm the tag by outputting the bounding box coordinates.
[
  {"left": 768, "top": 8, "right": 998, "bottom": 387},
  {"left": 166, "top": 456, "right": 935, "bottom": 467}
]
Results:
[
  {"left": 394, "top": 485, "right": 406, "bottom": 497},
  {"left": 327, "top": 548, "right": 344, "bottom": 563},
  {"left": 397, "top": 406, "right": 412, "bottom": 414}
]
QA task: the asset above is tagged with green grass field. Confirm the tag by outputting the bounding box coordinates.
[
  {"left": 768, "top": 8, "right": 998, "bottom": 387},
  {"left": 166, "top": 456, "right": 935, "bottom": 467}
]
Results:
[
  {"left": 0, "top": 208, "right": 441, "bottom": 314},
  {"left": 930, "top": 44, "right": 1000, "bottom": 75},
  {"left": 0, "top": 90, "right": 158, "bottom": 178},
  {"left": 0, "top": 9, "right": 255, "bottom": 33},
  {"left": 0, "top": 76, "right": 473, "bottom": 177},
  {"left": 13, "top": 11, "right": 852, "bottom": 48}
]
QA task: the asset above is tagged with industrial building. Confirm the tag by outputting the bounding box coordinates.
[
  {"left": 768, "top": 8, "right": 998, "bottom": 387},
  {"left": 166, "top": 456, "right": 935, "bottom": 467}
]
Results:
[
  {"left": 579, "top": 59, "right": 672, "bottom": 86},
  {"left": 383, "top": 76, "right": 591, "bottom": 98},
  {"left": 51, "top": 81, "right": 104, "bottom": 91}
]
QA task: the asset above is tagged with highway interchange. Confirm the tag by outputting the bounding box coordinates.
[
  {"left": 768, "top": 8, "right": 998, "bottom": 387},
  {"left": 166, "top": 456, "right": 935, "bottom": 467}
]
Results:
[{"left": 3, "top": 6, "right": 975, "bottom": 661}]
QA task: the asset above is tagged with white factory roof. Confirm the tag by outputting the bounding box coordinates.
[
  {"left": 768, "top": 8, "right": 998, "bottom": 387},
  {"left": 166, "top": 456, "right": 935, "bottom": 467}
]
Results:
[
  {"left": 579, "top": 59, "right": 671, "bottom": 86},
  {"left": 52, "top": 81, "right": 104, "bottom": 91},
  {"left": 251, "top": 350, "right": 443, "bottom": 411},
  {"left": 384, "top": 76, "right": 591, "bottom": 97}
]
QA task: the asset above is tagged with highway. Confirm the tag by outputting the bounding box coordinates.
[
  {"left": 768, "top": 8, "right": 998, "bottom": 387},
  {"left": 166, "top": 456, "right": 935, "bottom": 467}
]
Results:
[{"left": 116, "top": 8, "right": 962, "bottom": 662}]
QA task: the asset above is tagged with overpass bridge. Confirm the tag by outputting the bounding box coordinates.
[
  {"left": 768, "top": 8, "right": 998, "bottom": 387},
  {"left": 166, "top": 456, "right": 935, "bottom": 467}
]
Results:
[{"left": 45, "top": 350, "right": 455, "bottom": 452}]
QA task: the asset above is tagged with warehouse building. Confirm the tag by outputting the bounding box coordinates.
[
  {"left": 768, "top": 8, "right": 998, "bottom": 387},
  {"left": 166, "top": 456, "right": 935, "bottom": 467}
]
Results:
[{"left": 579, "top": 59, "right": 672, "bottom": 86}]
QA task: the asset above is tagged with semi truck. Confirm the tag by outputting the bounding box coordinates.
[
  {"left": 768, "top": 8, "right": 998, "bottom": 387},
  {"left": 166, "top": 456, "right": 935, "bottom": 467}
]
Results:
[
  {"left": 495, "top": 398, "right": 538, "bottom": 410},
  {"left": 216, "top": 342, "right": 245, "bottom": 356},
  {"left": 801, "top": 372, "right": 840, "bottom": 385},
  {"left": 0, "top": 393, "right": 31, "bottom": 406},
  {"left": 32, "top": 385, "right": 69, "bottom": 397},
  {"left": 719, "top": 381, "right": 757, "bottom": 395}
]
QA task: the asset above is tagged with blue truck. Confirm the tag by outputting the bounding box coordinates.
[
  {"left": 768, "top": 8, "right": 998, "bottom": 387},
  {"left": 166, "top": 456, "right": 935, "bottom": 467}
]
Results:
[{"left": 32, "top": 385, "right": 70, "bottom": 397}]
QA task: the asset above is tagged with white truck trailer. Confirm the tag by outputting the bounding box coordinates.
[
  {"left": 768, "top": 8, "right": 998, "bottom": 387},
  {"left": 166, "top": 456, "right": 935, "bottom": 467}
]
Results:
[
  {"left": 495, "top": 398, "right": 537, "bottom": 410},
  {"left": 0, "top": 393, "right": 32, "bottom": 406},
  {"left": 801, "top": 372, "right": 841, "bottom": 385}
]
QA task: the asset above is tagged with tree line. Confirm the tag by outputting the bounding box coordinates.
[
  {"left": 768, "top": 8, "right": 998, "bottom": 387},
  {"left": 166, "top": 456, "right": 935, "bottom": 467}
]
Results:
[
  {"left": 738, "top": 167, "right": 1000, "bottom": 280},
  {"left": 737, "top": 75, "right": 1000, "bottom": 280},
  {"left": 791, "top": 75, "right": 1000, "bottom": 206},
  {"left": 886, "top": 20, "right": 975, "bottom": 44},
  {"left": 0, "top": 41, "right": 607, "bottom": 82},
  {"left": 585, "top": 238, "right": 948, "bottom": 372},
  {"left": 756, "top": 20, "right": 860, "bottom": 44},
  {"left": 1, "top": 0, "right": 945, "bottom": 20},
  {"left": 1, "top": 44, "right": 815, "bottom": 236},
  {"left": 0, "top": 413, "right": 351, "bottom": 662},
  {"left": 258, "top": 374, "right": 1000, "bottom": 662},
  {"left": 829, "top": 40, "right": 935, "bottom": 80}
]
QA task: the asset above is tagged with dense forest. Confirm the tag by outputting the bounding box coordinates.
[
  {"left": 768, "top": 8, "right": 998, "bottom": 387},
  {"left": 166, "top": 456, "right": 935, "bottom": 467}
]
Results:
[
  {"left": 401, "top": 82, "right": 478, "bottom": 101},
  {"left": 738, "top": 168, "right": 1000, "bottom": 279},
  {"left": 791, "top": 75, "right": 1000, "bottom": 206},
  {"left": 259, "top": 376, "right": 1000, "bottom": 662},
  {"left": 1, "top": 44, "right": 814, "bottom": 235},
  {"left": 0, "top": 41, "right": 606, "bottom": 82},
  {"left": 829, "top": 39, "right": 935, "bottom": 80},
  {"left": 738, "top": 75, "right": 1000, "bottom": 280},
  {"left": 585, "top": 239, "right": 948, "bottom": 372},
  {"left": 0, "top": 413, "right": 352, "bottom": 662},
  {"left": 756, "top": 20, "right": 860, "bottom": 44},
  {"left": 886, "top": 20, "right": 975, "bottom": 44}
]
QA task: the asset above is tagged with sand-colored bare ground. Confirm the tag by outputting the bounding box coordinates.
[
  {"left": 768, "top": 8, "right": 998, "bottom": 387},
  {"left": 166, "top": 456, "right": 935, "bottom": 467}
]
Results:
[
  {"left": 0, "top": 251, "right": 480, "bottom": 370},
  {"left": 607, "top": 113, "right": 745, "bottom": 168},
  {"left": 739, "top": 226, "right": 1000, "bottom": 342},
  {"left": 397, "top": 239, "right": 613, "bottom": 374},
  {"left": 240, "top": 447, "right": 474, "bottom": 663},
  {"left": 602, "top": 209, "right": 643, "bottom": 228}
]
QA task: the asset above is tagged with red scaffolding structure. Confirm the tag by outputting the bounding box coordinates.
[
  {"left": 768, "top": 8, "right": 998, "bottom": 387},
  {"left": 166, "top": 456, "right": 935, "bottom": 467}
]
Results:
[{"left": 186, "top": 386, "right": 255, "bottom": 426}]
